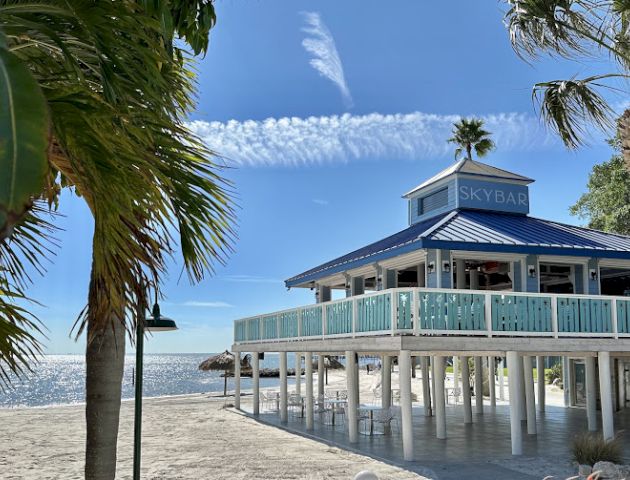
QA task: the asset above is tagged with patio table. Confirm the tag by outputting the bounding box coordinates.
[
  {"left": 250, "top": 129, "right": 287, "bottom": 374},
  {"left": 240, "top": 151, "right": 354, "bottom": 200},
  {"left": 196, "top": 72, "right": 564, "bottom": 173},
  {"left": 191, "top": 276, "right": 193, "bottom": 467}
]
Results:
[{"left": 358, "top": 404, "right": 385, "bottom": 436}]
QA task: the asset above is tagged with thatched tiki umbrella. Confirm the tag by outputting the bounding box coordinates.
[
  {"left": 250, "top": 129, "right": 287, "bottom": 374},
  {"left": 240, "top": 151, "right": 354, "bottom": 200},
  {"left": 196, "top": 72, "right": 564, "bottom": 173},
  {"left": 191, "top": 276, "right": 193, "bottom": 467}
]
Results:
[{"left": 199, "top": 351, "right": 251, "bottom": 396}]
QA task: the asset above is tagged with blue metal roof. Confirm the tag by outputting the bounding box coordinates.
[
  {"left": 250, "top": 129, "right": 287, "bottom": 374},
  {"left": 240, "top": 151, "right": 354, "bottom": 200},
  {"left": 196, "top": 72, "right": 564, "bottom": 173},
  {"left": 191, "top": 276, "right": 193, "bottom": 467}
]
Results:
[
  {"left": 285, "top": 210, "right": 630, "bottom": 287},
  {"left": 285, "top": 214, "right": 448, "bottom": 287}
]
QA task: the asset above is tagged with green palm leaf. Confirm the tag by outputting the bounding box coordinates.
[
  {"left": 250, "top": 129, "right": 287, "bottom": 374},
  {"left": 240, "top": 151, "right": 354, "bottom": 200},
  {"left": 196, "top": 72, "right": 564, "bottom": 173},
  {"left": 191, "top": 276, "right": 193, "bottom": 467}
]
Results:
[{"left": 0, "top": 40, "right": 49, "bottom": 242}]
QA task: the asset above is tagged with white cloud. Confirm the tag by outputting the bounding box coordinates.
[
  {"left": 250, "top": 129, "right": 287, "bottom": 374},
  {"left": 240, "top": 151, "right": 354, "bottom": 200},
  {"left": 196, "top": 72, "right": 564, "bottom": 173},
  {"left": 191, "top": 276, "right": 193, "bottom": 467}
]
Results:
[
  {"left": 182, "top": 301, "right": 233, "bottom": 308},
  {"left": 312, "top": 198, "right": 329, "bottom": 206},
  {"left": 187, "top": 111, "right": 557, "bottom": 167},
  {"left": 301, "top": 11, "right": 353, "bottom": 108}
]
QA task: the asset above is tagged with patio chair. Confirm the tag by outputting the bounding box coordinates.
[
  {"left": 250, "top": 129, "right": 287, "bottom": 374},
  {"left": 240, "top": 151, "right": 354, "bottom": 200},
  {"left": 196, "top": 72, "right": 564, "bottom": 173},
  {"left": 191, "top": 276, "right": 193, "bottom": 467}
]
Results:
[
  {"left": 372, "top": 407, "right": 399, "bottom": 435},
  {"left": 288, "top": 393, "right": 303, "bottom": 419},
  {"left": 391, "top": 389, "right": 401, "bottom": 405},
  {"left": 264, "top": 391, "right": 280, "bottom": 412},
  {"left": 355, "top": 407, "right": 372, "bottom": 435},
  {"left": 446, "top": 387, "right": 461, "bottom": 405}
]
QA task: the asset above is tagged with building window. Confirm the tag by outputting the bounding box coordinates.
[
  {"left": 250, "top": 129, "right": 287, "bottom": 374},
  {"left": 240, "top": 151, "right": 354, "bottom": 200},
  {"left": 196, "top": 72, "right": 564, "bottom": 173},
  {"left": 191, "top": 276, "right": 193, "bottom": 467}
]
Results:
[{"left": 418, "top": 187, "right": 448, "bottom": 215}]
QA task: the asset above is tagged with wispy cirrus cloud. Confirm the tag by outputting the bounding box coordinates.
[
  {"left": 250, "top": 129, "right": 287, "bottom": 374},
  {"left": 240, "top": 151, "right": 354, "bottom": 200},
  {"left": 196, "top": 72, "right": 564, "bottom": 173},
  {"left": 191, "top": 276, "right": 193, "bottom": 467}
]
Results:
[
  {"left": 301, "top": 11, "right": 353, "bottom": 108},
  {"left": 312, "top": 198, "right": 329, "bottom": 206},
  {"left": 187, "top": 111, "right": 557, "bottom": 167},
  {"left": 181, "top": 301, "right": 233, "bottom": 308}
]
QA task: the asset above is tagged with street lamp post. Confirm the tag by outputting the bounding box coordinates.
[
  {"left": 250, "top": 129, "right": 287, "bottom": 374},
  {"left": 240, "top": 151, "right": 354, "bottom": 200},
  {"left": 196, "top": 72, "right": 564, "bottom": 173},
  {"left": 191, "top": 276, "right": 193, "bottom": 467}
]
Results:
[{"left": 133, "top": 301, "right": 177, "bottom": 480}]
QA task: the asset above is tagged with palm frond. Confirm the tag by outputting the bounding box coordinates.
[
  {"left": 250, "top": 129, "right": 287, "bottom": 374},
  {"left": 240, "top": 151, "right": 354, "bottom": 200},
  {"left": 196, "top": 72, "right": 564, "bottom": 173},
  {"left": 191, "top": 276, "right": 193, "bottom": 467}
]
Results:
[
  {"left": 533, "top": 76, "right": 617, "bottom": 148},
  {"left": 474, "top": 138, "right": 496, "bottom": 158}
]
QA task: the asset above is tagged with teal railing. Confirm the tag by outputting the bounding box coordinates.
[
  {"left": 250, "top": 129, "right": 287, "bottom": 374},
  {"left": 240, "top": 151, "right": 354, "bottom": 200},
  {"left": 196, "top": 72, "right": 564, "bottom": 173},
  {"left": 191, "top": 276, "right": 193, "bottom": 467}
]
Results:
[
  {"left": 326, "top": 299, "right": 353, "bottom": 335},
  {"left": 617, "top": 300, "right": 630, "bottom": 334},
  {"left": 491, "top": 295, "right": 552, "bottom": 333},
  {"left": 420, "top": 292, "right": 485, "bottom": 330},
  {"left": 301, "top": 306, "right": 323, "bottom": 337},
  {"left": 233, "top": 288, "right": 628, "bottom": 343},
  {"left": 557, "top": 297, "right": 612, "bottom": 334},
  {"left": 356, "top": 292, "right": 391, "bottom": 332}
]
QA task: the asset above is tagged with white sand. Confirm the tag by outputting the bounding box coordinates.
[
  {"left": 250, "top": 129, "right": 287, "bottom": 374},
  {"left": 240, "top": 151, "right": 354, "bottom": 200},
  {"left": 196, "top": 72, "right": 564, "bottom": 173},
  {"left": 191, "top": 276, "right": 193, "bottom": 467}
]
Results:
[
  {"left": 0, "top": 365, "right": 569, "bottom": 480},
  {"left": 0, "top": 374, "right": 425, "bottom": 480}
]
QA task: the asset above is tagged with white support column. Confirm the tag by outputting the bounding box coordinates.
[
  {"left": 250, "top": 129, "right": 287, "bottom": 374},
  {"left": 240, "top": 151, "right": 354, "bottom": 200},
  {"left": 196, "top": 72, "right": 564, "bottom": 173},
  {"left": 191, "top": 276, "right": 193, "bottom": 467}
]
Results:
[
  {"left": 453, "top": 356, "right": 459, "bottom": 398},
  {"left": 346, "top": 351, "right": 359, "bottom": 443},
  {"left": 585, "top": 356, "right": 597, "bottom": 432},
  {"left": 520, "top": 357, "right": 527, "bottom": 420},
  {"left": 317, "top": 354, "right": 325, "bottom": 399},
  {"left": 617, "top": 358, "right": 625, "bottom": 411},
  {"left": 421, "top": 356, "right": 432, "bottom": 416},
  {"left": 507, "top": 351, "right": 523, "bottom": 455},
  {"left": 474, "top": 356, "right": 483, "bottom": 415},
  {"left": 382, "top": 355, "right": 392, "bottom": 409},
  {"left": 434, "top": 355, "right": 447, "bottom": 439},
  {"left": 461, "top": 356, "right": 472, "bottom": 424},
  {"left": 431, "top": 357, "right": 437, "bottom": 416},
  {"left": 234, "top": 352, "right": 241, "bottom": 410},
  {"left": 499, "top": 357, "right": 505, "bottom": 401},
  {"left": 295, "top": 353, "right": 301, "bottom": 395},
  {"left": 354, "top": 353, "right": 360, "bottom": 406},
  {"left": 280, "top": 352, "right": 288, "bottom": 423},
  {"left": 488, "top": 356, "right": 496, "bottom": 408},
  {"left": 399, "top": 350, "right": 414, "bottom": 460},
  {"left": 253, "top": 353, "right": 260, "bottom": 415},
  {"left": 598, "top": 351, "right": 614, "bottom": 441},
  {"left": 305, "top": 352, "right": 314, "bottom": 430},
  {"left": 536, "top": 356, "right": 545, "bottom": 412},
  {"left": 523, "top": 355, "right": 536, "bottom": 435},
  {"left": 562, "top": 356, "right": 570, "bottom": 407}
]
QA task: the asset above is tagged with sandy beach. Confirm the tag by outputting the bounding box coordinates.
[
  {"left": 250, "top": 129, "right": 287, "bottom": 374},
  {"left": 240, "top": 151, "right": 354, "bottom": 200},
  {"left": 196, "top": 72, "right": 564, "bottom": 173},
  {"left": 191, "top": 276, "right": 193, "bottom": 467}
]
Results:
[
  {"left": 0, "top": 370, "right": 426, "bottom": 480},
  {"left": 0, "top": 365, "right": 571, "bottom": 480}
]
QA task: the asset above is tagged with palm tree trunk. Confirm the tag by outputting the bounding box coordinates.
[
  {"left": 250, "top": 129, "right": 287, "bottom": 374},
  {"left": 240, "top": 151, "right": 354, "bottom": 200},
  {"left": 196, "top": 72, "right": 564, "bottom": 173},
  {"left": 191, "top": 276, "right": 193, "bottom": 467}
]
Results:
[
  {"left": 620, "top": 109, "right": 630, "bottom": 171},
  {"left": 85, "top": 317, "right": 126, "bottom": 480},
  {"left": 466, "top": 144, "right": 472, "bottom": 161}
]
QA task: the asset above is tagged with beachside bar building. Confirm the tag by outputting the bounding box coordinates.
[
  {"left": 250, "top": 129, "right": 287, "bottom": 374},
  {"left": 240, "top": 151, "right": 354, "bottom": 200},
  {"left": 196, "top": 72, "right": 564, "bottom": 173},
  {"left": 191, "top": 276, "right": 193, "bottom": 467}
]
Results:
[{"left": 231, "top": 159, "right": 630, "bottom": 459}]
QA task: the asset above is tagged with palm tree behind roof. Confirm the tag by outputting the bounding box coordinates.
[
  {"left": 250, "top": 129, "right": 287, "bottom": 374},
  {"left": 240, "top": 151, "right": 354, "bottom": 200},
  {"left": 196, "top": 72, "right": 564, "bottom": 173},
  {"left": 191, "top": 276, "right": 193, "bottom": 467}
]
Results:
[{"left": 448, "top": 118, "right": 496, "bottom": 161}]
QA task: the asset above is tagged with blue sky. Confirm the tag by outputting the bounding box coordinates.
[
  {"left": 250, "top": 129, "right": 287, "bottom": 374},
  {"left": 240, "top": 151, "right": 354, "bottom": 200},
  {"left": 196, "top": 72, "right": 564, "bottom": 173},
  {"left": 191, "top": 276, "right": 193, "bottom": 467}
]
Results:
[{"left": 32, "top": 0, "right": 620, "bottom": 354}]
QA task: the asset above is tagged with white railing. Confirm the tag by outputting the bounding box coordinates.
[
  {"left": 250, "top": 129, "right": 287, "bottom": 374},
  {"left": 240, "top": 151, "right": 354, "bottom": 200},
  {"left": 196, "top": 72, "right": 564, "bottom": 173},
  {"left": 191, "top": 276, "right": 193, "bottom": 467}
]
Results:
[{"left": 233, "top": 287, "right": 630, "bottom": 344}]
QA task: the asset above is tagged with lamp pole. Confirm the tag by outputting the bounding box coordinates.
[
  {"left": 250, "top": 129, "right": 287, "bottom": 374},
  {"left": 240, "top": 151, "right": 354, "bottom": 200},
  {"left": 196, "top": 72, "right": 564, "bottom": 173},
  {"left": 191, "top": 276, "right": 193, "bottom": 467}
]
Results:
[
  {"left": 133, "top": 317, "right": 145, "bottom": 480},
  {"left": 132, "top": 301, "right": 177, "bottom": 480}
]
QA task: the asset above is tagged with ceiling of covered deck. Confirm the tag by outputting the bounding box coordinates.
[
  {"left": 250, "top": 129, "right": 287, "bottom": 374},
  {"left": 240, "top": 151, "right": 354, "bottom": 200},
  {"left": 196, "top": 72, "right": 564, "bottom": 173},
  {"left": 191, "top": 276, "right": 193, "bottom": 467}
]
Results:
[{"left": 285, "top": 210, "right": 630, "bottom": 288}]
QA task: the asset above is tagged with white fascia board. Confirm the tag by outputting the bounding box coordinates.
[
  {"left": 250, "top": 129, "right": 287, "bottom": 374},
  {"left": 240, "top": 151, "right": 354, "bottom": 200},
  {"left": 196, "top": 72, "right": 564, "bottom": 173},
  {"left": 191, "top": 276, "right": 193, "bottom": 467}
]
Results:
[
  {"left": 598, "top": 259, "right": 630, "bottom": 269},
  {"left": 451, "top": 250, "right": 527, "bottom": 262},
  {"left": 378, "top": 250, "right": 427, "bottom": 270},
  {"left": 538, "top": 255, "right": 590, "bottom": 266}
]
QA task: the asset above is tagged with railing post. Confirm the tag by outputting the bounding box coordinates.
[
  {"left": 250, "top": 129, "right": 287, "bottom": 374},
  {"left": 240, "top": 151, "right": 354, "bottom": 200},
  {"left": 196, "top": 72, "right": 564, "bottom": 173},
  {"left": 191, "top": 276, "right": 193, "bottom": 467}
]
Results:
[
  {"left": 352, "top": 297, "right": 357, "bottom": 338},
  {"left": 612, "top": 298, "right": 619, "bottom": 339},
  {"left": 391, "top": 291, "right": 398, "bottom": 336},
  {"left": 322, "top": 303, "right": 327, "bottom": 339},
  {"left": 413, "top": 289, "right": 420, "bottom": 336},
  {"left": 297, "top": 309, "right": 303, "bottom": 339},
  {"left": 485, "top": 292, "right": 493, "bottom": 337},
  {"left": 551, "top": 296, "right": 559, "bottom": 338}
]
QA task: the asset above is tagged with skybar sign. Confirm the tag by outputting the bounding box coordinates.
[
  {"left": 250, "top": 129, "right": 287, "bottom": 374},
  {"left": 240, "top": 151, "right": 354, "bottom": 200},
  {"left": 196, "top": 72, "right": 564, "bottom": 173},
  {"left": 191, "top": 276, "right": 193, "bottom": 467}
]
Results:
[{"left": 457, "top": 178, "right": 529, "bottom": 215}]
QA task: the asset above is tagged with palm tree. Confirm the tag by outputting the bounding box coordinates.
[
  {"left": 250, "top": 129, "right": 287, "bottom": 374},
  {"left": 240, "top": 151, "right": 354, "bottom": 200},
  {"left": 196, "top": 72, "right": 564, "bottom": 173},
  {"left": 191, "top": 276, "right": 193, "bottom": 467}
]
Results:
[
  {"left": 447, "top": 118, "right": 496, "bottom": 161},
  {"left": 1, "top": 2, "right": 231, "bottom": 479},
  {"left": 504, "top": 1, "right": 630, "bottom": 166}
]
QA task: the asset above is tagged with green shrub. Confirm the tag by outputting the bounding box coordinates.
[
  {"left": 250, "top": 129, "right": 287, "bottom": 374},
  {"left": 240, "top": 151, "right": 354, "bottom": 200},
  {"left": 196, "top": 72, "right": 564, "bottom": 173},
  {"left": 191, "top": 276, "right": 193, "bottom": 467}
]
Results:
[
  {"left": 571, "top": 432, "right": 623, "bottom": 466},
  {"left": 546, "top": 363, "right": 563, "bottom": 387}
]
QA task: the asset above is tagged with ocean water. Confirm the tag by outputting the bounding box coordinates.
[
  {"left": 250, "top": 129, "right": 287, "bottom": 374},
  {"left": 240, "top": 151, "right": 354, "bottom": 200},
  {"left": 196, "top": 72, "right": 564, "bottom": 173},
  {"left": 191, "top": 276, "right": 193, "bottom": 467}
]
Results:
[{"left": 0, "top": 353, "right": 290, "bottom": 408}]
